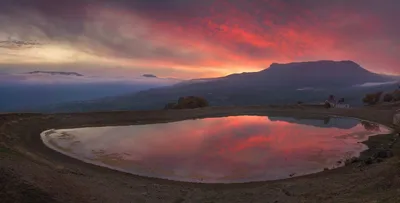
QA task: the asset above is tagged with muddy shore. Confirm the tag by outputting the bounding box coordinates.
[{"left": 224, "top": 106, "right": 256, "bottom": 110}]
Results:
[{"left": 1, "top": 106, "right": 400, "bottom": 203}]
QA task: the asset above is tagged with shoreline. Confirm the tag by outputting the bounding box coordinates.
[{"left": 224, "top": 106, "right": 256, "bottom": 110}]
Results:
[
  {"left": 39, "top": 114, "right": 393, "bottom": 184},
  {"left": 1, "top": 106, "right": 400, "bottom": 202}
]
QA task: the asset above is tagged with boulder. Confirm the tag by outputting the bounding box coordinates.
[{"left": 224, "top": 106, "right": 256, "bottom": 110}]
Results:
[
  {"left": 364, "top": 157, "right": 374, "bottom": 165},
  {"left": 383, "top": 93, "right": 394, "bottom": 102},
  {"left": 361, "top": 121, "right": 380, "bottom": 131},
  {"left": 392, "top": 90, "right": 400, "bottom": 101},
  {"left": 393, "top": 113, "right": 400, "bottom": 126},
  {"left": 345, "top": 157, "right": 359, "bottom": 166},
  {"left": 375, "top": 149, "right": 394, "bottom": 159},
  {"left": 324, "top": 101, "right": 332, "bottom": 108},
  {"left": 164, "top": 102, "right": 177, "bottom": 110}
]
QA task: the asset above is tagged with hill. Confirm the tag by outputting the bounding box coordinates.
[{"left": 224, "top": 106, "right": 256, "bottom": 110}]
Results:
[
  {"left": 39, "top": 60, "right": 398, "bottom": 113},
  {"left": 0, "top": 72, "right": 182, "bottom": 112}
]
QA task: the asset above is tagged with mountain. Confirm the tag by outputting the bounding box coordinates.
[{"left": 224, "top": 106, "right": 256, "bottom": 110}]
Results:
[
  {"left": 216, "top": 60, "right": 388, "bottom": 89},
  {"left": 38, "top": 60, "right": 399, "bottom": 113},
  {"left": 27, "top": 71, "right": 84, "bottom": 76}
]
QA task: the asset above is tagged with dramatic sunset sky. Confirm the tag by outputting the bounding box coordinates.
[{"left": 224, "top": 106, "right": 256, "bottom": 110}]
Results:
[{"left": 0, "top": 0, "right": 399, "bottom": 79}]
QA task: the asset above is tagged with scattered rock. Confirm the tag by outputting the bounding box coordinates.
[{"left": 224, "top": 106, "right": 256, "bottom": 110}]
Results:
[
  {"left": 345, "top": 157, "right": 359, "bottom": 166},
  {"left": 364, "top": 157, "right": 373, "bottom": 165},
  {"left": 282, "top": 188, "right": 291, "bottom": 196},
  {"left": 391, "top": 89, "right": 400, "bottom": 101},
  {"left": 68, "top": 169, "right": 85, "bottom": 176},
  {"left": 375, "top": 149, "right": 394, "bottom": 159},
  {"left": 173, "top": 197, "right": 185, "bottom": 203}
]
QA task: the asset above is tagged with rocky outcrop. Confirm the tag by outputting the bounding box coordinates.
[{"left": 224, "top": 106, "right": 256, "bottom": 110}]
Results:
[{"left": 164, "top": 96, "right": 209, "bottom": 110}]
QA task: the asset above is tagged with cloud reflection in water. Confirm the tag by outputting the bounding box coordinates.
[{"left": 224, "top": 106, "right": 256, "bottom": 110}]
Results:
[{"left": 41, "top": 116, "right": 390, "bottom": 183}]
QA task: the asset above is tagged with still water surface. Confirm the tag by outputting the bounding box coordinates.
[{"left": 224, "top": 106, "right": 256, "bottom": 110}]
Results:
[{"left": 41, "top": 115, "right": 391, "bottom": 183}]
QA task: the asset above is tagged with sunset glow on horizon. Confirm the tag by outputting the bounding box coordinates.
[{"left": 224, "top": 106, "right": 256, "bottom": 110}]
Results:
[{"left": 1, "top": 0, "right": 399, "bottom": 78}]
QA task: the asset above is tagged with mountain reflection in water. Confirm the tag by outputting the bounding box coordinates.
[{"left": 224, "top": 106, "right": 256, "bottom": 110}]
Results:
[
  {"left": 41, "top": 115, "right": 391, "bottom": 183},
  {"left": 268, "top": 116, "right": 360, "bottom": 129}
]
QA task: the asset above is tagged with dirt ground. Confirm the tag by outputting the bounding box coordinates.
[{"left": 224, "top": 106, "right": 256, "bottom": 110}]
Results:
[{"left": 1, "top": 105, "right": 400, "bottom": 203}]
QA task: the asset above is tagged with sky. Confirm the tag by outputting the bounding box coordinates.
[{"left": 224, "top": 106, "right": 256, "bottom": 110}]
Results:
[{"left": 0, "top": 0, "right": 399, "bottom": 79}]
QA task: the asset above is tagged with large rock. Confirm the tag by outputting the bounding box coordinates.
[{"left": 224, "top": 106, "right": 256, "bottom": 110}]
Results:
[
  {"left": 164, "top": 96, "right": 209, "bottom": 110},
  {"left": 383, "top": 93, "right": 394, "bottom": 102},
  {"left": 393, "top": 113, "right": 400, "bottom": 126},
  {"left": 375, "top": 149, "right": 394, "bottom": 159}
]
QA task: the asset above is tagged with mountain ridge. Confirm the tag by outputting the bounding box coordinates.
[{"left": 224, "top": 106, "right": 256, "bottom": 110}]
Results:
[{"left": 36, "top": 60, "right": 398, "bottom": 113}]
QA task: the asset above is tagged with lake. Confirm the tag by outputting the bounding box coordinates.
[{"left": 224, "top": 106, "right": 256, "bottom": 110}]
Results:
[{"left": 41, "top": 115, "right": 391, "bottom": 183}]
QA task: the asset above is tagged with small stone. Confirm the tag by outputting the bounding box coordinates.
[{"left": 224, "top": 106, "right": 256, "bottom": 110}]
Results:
[
  {"left": 364, "top": 157, "right": 373, "bottom": 165},
  {"left": 376, "top": 158, "right": 384, "bottom": 163},
  {"left": 324, "top": 168, "right": 329, "bottom": 171},
  {"left": 376, "top": 149, "right": 394, "bottom": 158},
  {"left": 345, "top": 157, "right": 359, "bottom": 166}
]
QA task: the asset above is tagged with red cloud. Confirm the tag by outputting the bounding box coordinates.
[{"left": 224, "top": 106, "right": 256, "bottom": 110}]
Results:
[{"left": 1, "top": 0, "right": 399, "bottom": 77}]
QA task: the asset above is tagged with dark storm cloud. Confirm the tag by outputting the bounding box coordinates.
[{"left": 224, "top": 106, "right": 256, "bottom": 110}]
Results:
[
  {"left": 0, "top": 0, "right": 88, "bottom": 39},
  {"left": 2, "top": 0, "right": 399, "bottom": 36}
]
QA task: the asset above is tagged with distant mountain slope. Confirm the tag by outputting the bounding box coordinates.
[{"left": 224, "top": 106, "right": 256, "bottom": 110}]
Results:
[
  {"left": 0, "top": 72, "right": 182, "bottom": 112},
  {"left": 208, "top": 60, "right": 387, "bottom": 89},
  {"left": 42, "top": 60, "right": 398, "bottom": 113}
]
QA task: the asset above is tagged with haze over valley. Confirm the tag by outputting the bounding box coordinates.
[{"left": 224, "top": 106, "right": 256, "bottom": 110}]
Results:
[{"left": 27, "top": 60, "right": 399, "bottom": 113}]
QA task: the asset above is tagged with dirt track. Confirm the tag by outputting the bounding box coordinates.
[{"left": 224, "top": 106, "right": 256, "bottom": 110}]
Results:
[{"left": 1, "top": 106, "right": 400, "bottom": 203}]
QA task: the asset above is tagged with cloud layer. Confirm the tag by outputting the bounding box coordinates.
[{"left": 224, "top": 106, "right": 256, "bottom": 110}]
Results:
[
  {"left": 0, "top": 72, "right": 181, "bottom": 85},
  {"left": 1, "top": 0, "right": 399, "bottom": 78}
]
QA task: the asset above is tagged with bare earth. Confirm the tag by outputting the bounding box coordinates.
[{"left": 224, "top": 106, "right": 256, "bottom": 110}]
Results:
[{"left": 1, "top": 105, "right": 400, "bottom": 203}]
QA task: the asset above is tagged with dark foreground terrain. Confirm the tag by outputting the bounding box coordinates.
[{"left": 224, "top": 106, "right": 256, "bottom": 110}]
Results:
[{"left": 1, "top": 105, "right": 400, "bottom": 203}]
